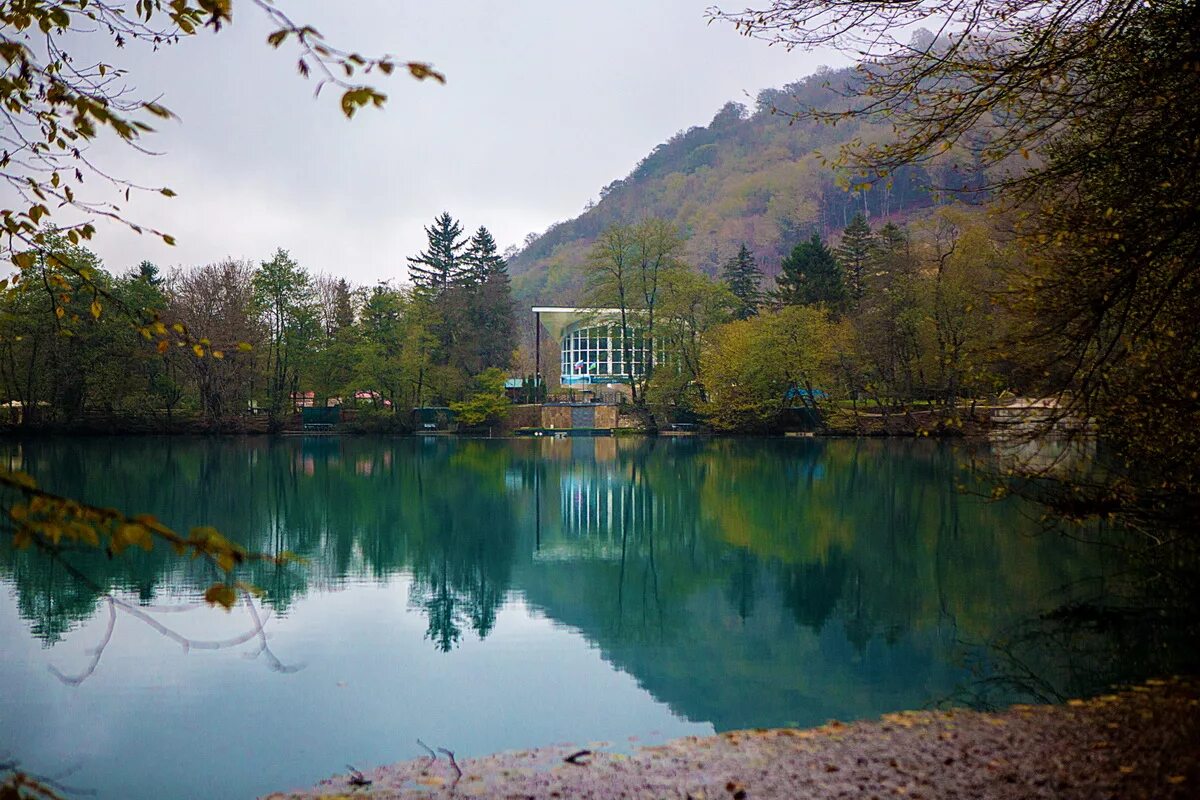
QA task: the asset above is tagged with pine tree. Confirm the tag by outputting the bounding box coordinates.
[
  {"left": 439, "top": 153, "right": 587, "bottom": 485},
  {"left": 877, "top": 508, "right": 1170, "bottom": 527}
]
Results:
[
  {"left": 834, "top": 213, "right": 875, "bottom": 305},
  {"left": 332, "top": 278, "right": 356, "bottom": 332},
  {"left": 720, "top": 243, "right": 764, "bottom": 320},
  {"left": 462, "top": 226, "right": 504, "bottom": 287},
  {"left": 464, "top": 226, "right": 515, "bottom": 369},
  {"left": 407, "top": 212, "right": 467, "bottom": 295},
  {"left": 776, "top": 233, "right": 846, "bottom": 308},
  {"left": 134, "top": 260, "right": 162, "bottom": 286}
]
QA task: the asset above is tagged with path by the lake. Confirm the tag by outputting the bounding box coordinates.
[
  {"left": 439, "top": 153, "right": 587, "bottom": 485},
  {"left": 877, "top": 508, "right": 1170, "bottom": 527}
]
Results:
[{"left": 266, "top": 677, "right": 1198, "bottom": 799}]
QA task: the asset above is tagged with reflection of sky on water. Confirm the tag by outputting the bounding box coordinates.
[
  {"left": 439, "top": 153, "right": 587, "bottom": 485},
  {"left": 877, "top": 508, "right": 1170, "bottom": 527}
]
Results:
[
  {"left": 0, "top": 578, "right": 710, "bottom": 800},
  {"left": 0, "top": 436, "right": 1137, "bottom": 800}
]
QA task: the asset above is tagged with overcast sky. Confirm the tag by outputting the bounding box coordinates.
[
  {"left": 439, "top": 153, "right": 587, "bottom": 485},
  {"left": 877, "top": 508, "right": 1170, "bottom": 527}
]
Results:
[{"left": 50, "top": 1, "right": 842, "bottom": 286}]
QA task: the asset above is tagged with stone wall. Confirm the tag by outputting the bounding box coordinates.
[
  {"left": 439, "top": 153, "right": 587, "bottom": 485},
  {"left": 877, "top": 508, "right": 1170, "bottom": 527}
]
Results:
[
  {"left": 495, "top": 404, "right": 541, "bottom": 434},
  {"left": 541, "top": 406, "right": 572, "bottom": 429},
  {"left": 539, "top": 404, "right": 620, "bottom": 429},
  {"left": 593, "top": 405, "right": 618, "bottom": 429}
]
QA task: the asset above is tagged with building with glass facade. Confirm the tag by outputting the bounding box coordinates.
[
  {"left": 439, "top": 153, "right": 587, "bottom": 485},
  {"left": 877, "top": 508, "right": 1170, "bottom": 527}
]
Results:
[{"left": 533, "top": 307, "right": 662, "bottom": 387}]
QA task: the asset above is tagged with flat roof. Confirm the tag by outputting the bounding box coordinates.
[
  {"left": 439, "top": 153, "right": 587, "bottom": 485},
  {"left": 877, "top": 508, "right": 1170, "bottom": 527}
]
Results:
[{"left": 532, "top": 307, "right": 629, "bottom": 339}]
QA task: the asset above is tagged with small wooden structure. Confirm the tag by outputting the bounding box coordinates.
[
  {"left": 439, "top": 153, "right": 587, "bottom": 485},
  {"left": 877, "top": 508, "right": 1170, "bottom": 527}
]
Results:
[{"left": 302, "top": 406, "right": 340, "bottom": 431}]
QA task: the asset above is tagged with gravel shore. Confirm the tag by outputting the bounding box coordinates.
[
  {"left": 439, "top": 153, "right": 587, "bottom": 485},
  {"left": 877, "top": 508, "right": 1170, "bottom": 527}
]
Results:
[{"left": 265, "top": 677, "right": 1198, "bottom": 799}]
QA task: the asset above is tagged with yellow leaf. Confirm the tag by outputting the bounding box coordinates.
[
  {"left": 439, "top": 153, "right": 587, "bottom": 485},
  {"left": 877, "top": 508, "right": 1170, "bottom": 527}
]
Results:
[
  {"left": 204, "top": 583, "right": 237, "bottom": 610},
  {"left": 90, "top": 299, "right": 102, "bottom": 319},
  {"left": 237, "top": 342, "right": 253, "bottom": 352},
  {"left": 212, "top": 350, "right": 224, "bottom": 359},
  {"left": 192, "top": 344, "right": 205, "bottom": 358},
  {"left": 115, "top": 522, "right": 153, "bottom": 552},
  {"left": 55, "top": 306, "right": 65, "bottom": 319},
  {"left": 3, "top": 471, "right": 38, "bottom": 490},
  {"left": 157, "top": 340, "right": 169, "bottom": 354}
]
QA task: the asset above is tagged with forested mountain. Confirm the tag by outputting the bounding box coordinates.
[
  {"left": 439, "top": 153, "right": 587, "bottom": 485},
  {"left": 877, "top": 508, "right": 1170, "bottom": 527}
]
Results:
[{"left": 508, "top": 67, "right": 986, "bottom": 306}]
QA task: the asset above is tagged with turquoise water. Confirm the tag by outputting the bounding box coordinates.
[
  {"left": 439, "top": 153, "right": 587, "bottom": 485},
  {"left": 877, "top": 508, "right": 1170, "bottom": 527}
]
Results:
[{"left": 0, "top": 436, "right": 1118, "bottom": 799}]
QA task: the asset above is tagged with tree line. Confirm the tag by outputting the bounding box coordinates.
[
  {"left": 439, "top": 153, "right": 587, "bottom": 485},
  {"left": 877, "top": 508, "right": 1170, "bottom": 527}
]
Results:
[
  {"left": 0, "top": 215, "right": 517, "bottom": 432},
  {"left": 580, "top": 206, "right": 1013, "bottom": 433}
]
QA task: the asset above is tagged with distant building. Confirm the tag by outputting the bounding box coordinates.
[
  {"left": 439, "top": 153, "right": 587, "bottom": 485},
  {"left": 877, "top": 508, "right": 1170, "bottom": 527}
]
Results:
[{"left": 290, "top": 391, "right": 316, "bottom": 409}]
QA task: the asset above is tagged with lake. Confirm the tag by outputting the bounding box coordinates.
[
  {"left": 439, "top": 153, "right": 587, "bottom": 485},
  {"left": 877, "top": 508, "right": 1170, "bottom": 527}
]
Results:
[{"left": 0, "top": 436, "right": 1129, "bottom": 799}]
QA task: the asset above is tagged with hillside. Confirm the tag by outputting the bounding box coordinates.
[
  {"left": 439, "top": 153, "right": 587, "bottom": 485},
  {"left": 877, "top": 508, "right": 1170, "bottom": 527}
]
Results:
[{"left": 508, "top": 67, "right": 985, "bottom": 307}]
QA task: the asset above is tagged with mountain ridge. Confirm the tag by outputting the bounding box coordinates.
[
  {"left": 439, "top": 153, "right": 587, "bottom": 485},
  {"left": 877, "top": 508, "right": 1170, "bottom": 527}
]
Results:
[{"left": 508, "top": 66, "right": 979, "bottom": 307}]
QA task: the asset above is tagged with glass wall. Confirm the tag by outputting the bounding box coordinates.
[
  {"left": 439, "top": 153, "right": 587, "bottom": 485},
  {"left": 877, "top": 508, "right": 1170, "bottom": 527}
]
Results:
[{"left": 560, "top": 324, "right": 657, "bottom": 384}]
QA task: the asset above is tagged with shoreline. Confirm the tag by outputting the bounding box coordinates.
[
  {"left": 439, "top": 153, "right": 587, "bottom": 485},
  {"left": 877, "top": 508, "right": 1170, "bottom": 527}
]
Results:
[{"left": 265, "top": 678, "right": 1198, "bottom": 799}]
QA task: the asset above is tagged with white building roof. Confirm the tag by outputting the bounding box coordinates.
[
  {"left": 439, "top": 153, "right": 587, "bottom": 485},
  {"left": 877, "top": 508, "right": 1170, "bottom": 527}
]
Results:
[{"left": 532, "top": 307, "right": 627, "bottom": 339}]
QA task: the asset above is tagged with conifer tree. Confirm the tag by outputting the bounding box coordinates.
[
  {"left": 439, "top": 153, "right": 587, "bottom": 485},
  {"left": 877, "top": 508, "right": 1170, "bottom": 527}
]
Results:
[
  {"left": 462, "top": 226, "right": 504, "bottom": 287},
  {"left": 720, "top": 243, "right": 764, "bottom": 320},
  {"left": 834, "top": 213, "right": 875, "bottom": 305},
  {"left": 332, "top": 278, "right": 356, "bottom": 332},
  {"left": 134, "top": 260, "right": 163, "bottom": 287},
  {"left": 407, "top": 212, "right": 467, "bottom": 295},
  {"left": 776, "top": 233, "right": 846, "bottom": 308},
  {"left": 464, "top": 226, "right": 516, "bottom": 369}
]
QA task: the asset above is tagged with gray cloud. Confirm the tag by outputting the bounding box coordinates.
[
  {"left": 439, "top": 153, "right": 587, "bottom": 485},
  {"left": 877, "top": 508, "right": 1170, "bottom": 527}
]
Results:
[{"left": 23, "top": 1, "right": 840, "bottom": 285}]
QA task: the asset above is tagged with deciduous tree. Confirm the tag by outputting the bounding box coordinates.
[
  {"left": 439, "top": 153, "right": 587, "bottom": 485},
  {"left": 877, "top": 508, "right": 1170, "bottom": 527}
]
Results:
[{"left": 252, "top": 249, "right": 316, "bottom": 429}]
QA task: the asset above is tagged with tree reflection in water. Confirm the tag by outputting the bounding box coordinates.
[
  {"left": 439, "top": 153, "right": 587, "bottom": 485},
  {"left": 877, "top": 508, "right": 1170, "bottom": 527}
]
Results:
[{"left": 1, "top": 435, "right": 1191, "bottom": 728}]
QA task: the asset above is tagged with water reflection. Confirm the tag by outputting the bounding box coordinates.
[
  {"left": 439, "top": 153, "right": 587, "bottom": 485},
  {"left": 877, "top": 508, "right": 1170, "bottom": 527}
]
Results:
[{"left": 0, "top": 436, "right": 1166, "bottom": 734}]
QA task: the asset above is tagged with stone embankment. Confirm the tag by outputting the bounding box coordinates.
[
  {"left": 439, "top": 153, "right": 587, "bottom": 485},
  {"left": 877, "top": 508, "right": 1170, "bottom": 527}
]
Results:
[{"left": 266, "top": 677, "right": 1198, "bottom": 800}]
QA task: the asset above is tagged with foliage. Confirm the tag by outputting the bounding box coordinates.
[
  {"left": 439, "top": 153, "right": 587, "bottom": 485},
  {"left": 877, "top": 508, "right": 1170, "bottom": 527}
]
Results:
[
  {"left": 583, "top": 219, "right": 687, "bottom": 417},
  {"left": 720, "top": 244, "right": 764, "bottom": 320},
  {"left": 1010, "top": 1, "right": 1200, "bottom": 531},
  {"left": 351, "top": 284, "right": 437, "bottom": 412},
  {"left": 707, "top": 0, "right": 1146, "bottom": 185},
  {"left": 459, "top": 226, "right": 517, "bottom": 371},
  {"left": 775, "top": 233, "right": 846, "bottom": 309},
  {"left": 507, "top": 69, "right": 959, "bottom": 307},
  {"left": 449, "top": 367, "right": 511, "bottom": 427},
  {"left": 0, "top": 5, "right": 445, "bottom": 718},
  {"left": 407, "top": 213, "right": 468, "bottom": 296},
  {"left": 406, "top": 215, "right": 517, "bottom": 380},
  {"left": 701, "top": 305, "right": 842, "bottom": 431},
  {"left": 167, "top": 259, "right": 263, "bottom": 422},
  {"left": 1, "top": 0, "right": 442, "bottom": 367},
  {"left": 647, "top": 270, "right": 736, "bottom": 419},
  {"left": 709, "top": 0, "right": 1200, "bottom": 536},
  {"left": 252, "top": 249, "right": 317, "bottom": 428},
  {"left": 834, "top": 213, "right": 874, "bottom": 305},
  {"left": 849, "top": 222, "right": 925, "bottom": 406}
]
